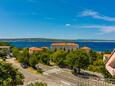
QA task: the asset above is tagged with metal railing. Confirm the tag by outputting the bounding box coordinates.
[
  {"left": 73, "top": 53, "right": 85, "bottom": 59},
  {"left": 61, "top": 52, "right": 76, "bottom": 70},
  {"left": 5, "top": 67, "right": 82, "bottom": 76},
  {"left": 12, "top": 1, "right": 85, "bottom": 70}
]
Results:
[{"left": 76, "top": 75, "right": 115, "bottom": 86}]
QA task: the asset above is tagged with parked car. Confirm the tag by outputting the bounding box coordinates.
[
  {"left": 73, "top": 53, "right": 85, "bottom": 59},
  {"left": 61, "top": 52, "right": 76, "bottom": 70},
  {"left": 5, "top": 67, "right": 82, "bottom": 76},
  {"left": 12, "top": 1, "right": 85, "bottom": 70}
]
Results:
[
  {"left": 35, "top": 64, "right": 41, "bottom": 70},
  {"left": 21, "top": 63, "right": 28, "bottom": 68}
]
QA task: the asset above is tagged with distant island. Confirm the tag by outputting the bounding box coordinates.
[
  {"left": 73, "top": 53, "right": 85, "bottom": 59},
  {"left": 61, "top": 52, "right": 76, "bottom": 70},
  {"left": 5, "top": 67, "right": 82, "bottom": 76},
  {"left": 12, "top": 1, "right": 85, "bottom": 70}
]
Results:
[
  {"left": 0, "top": 38, "right": 76, "bottom": 42},
  {"left": 77, "top": 39, "right": 115, "bottom": 42},
  {"left": 0, "top": 38, "right": 115, "bottom": 42}
]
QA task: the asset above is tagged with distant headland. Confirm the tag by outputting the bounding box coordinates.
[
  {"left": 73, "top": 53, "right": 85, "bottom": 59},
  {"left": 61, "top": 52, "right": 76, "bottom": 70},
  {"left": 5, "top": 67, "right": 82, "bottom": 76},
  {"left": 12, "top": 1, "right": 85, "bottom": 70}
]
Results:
[{"left": 0, "top": 38, "right": 115, "bottom": 42}]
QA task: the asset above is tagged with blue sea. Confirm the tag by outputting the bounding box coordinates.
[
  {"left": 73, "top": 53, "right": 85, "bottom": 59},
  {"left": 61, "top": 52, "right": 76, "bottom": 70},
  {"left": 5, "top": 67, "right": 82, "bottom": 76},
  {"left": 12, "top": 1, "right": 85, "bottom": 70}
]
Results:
[{"left": 9, "top": 42, "right": 115, "bottom": 52}]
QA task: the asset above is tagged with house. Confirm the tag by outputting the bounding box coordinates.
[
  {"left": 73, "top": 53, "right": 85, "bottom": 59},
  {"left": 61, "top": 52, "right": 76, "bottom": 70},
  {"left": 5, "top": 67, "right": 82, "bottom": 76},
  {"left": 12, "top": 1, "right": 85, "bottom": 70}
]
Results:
[
  {"left": 41, "top": 47, "right": 48, "bottom": 49},
  {"left": 29, "top": 47, "right": 43, "bottom": 54},
  {"left": 105, "top": 49, "right": 115, "bottom": 76},
  {"left": 80, "top": 46, "right": 91, "bottom": 53},
  {"left": 103, "top": 53, "right": 111, "bottom": 63},
  {"left": 51, "top": 42, "right": 79, "bottom": 52}
]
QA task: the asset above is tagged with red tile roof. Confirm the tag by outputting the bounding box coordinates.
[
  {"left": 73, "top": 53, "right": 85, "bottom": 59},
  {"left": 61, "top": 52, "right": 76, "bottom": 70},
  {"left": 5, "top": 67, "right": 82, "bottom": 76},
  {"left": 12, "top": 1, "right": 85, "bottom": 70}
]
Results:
[
  {"left": 105, "top": 49, "right": 115, "bottom": 64},
  {"left": 104, "top": 54, "right": 111, "bottom": 58},
  {"left": 51, "top": 43, "right": 78, "bottom": 46},
  {"left": 29, "top": 47, "right": 43, "bottom": 51},
  {"left": 80, "top": 46, "right": 91, "bottom": 50}
]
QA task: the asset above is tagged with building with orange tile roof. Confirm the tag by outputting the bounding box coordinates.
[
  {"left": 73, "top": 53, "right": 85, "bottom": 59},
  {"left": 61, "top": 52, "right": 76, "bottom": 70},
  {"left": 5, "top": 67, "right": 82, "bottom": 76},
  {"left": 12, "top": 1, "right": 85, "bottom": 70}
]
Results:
[
  {"left": 51, "top": 42, "right": 79, "bottom": 51},
  {"left": 80, "top": 46, "right": 91, "bottom": 53},
  {"left": 103, "top": 54, "right": 111, "bottom": 63},
  {"left": 41, "top": 47, "right": 48, "bottom": 49},
  {"left": 29, "top": 47, "right": 43, "bottom": 54},
  {"left": 105, "top": 49, "right": 115, "bottom": 76}
]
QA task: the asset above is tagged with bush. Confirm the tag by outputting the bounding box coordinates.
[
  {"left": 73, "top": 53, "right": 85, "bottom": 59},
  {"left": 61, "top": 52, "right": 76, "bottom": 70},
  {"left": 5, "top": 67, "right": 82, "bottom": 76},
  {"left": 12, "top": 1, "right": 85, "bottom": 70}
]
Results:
[
  {"left": 88, "top": 59, "right": 104, "bottom": 73},
  {"left": 37, "top": 69, "right": 43, "bottom": 74},
  {"left": 27, "top": 82, "right": 47, "bottom": 86}
]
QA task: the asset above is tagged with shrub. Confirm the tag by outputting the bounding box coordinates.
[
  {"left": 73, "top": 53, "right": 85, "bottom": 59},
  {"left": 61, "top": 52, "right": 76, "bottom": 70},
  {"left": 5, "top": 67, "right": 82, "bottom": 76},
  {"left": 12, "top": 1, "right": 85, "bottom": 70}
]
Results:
[{"left": 27, "top": 82, "right": 47, "bottom": 86}]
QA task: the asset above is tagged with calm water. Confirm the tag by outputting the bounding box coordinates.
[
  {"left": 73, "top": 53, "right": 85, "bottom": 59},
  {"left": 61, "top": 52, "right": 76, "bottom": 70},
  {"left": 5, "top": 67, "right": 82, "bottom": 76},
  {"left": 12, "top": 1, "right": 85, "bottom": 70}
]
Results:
[{"left": 9, "top": 42, "right": 115, "bottom": 52}]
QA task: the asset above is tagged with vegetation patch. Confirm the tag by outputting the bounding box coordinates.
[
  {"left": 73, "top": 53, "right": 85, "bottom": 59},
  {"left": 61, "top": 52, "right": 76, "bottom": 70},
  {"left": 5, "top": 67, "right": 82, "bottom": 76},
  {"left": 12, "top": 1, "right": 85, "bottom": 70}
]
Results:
[{"left": 27, "top": 82, "right": 47, "bottom": 86}]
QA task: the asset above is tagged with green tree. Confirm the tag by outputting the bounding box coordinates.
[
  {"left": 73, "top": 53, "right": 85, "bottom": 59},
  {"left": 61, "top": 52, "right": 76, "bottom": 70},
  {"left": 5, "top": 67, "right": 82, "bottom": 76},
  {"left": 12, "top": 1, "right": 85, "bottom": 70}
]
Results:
[
  {"left": 50, "top": 49, "right": 66, "bottom": 66},
  {"left": 23, "top": 48, "right": 30, "bottom": 58},
  {"left": 0, "top": 61, "right": 24, "bottom": 86},
  {"left": 0, "top": 42, "right": 11, "bottom": 60},
  {"left": 12, "top": 47, "right": 19, "bottom": 58},
  {"left": 33, "top": 52, "right": 42, "bottom": 61},
  {"left": 0, "top": 42, "right": 10, "bottom": 46},
  {"left": 22, "top": 48, "right": 30, "bottom": 64},
  {"left": 16, "top": 48, "right": 30, "bottom": 64},
  {"left": 29, "top": 54, "right": 38, "bottom": 67},
  {"left": 0, "top": 48, "right": 8, "bottom": 60},
  {"left": 17, "top": 53, "right": 25, "bottom": 63},
  {"left": 88, "top": 59, "right": 103, "bottom": 72},
  {"left": 65, "top": 50, "right": 90, "bottom": 73},
  {"left": 65, "top": 52, "right": 76, "bottom": 69},
  {"left": 88, "top": 59, "right": 114, "bottom": 78},
  {"left": 100, "top": 65, "right": 114, "bottom": 78},
  {"left": 89, "top": 51, "right": 103, "bottom": 64},
  {"left": 40, "top": 52, "right": 50, "bottom": 65},
  {"left": 89, "top": 50, "right": 97, "bottom": 63}
]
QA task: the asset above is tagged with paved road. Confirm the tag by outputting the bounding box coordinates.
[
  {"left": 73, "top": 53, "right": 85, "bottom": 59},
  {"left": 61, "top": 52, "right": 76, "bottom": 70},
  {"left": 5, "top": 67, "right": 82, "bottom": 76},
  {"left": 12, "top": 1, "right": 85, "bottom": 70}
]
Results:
[
  {"left": 39, "top": 63, "right": 112, "bottom": 86},
  {"left": 6, "top": 58, "right": 61, "bottom": 86},
  {"left": 6, "top": 58, "right": 113, "bottom": 86}
]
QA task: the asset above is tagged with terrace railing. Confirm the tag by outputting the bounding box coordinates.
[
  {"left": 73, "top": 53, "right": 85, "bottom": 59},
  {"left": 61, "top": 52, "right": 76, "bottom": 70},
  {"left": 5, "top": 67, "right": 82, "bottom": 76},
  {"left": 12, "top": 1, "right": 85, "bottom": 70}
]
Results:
[{"left": 76, "top": 75, "right": 115, "bottom": 86}]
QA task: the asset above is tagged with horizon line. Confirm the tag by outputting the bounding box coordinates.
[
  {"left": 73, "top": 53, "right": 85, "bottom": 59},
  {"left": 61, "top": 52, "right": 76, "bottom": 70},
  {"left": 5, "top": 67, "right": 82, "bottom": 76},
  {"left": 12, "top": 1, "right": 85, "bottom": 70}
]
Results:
[{"left": 0, "top": 37, "right": 115, "bottom": 41}]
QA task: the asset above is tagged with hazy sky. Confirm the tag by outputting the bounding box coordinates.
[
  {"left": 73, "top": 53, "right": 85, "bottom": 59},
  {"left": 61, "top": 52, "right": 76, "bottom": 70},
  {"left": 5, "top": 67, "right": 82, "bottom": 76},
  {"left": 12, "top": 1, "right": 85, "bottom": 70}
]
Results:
[{"left": 0, "top": 0, "right": 115, "bottom": 39}]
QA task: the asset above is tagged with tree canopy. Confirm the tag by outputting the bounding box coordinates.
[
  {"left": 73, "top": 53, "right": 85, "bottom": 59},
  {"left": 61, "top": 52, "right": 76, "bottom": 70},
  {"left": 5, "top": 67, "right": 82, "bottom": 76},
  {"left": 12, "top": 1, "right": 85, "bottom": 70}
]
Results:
[
  {"left": 0, "top": 60, "right": 24, "bottom": 86},
  {"left": 50, "top": 49, "right": 66, "bottom": 66},
  {"left": 65, "top": 50, "right": 90, "bottom": 73},
  {"left": 0, "top": 42, "right": 10, "bottom": 46}
]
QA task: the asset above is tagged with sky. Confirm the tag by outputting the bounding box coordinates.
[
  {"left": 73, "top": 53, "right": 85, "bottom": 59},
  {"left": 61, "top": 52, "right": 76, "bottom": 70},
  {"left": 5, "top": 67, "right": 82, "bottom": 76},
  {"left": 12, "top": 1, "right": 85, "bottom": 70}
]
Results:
[{"left": 0, "top": 0, "right": 115, "bottom": 40}]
